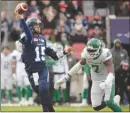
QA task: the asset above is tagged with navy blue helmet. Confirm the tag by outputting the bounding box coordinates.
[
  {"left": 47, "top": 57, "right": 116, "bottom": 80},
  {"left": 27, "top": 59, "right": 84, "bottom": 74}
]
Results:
[{"left": 26, "top": 17, "right": 43, "bottom": 33}]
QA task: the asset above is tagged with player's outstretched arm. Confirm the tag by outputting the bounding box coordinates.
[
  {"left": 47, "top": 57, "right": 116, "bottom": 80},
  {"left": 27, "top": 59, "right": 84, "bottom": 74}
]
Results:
[
  {"left": 104, "top": 58, "right": 115, "bottom": 83},
  {"left": 54, "top": 58, "right": 86, "bottom": 89},
  {"left": 99, "top": 58, "right": 115, "bottom": 89},
  {"left": 104, "top": 58, "right": 114, "bottom": 74},
  {"left": 45, "top": 46, "right": 73, "bottom": 60},
  {"left": 15, "top": 4, "right": 33, "bottom": 40},
  {"left": 20, "top": 18, "right": 33, "bottom": 40},
  {"left": 44, "top": 47, "right": 59, "bottom": 60},
  {"left": 68, "top": 58, "right": 86, "bottom": 76}
]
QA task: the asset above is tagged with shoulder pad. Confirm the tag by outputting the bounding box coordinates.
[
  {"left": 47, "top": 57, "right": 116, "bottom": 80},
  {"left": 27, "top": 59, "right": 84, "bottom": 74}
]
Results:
[{"left": 102, "top": 48, "right": 112, "bottom": 62}]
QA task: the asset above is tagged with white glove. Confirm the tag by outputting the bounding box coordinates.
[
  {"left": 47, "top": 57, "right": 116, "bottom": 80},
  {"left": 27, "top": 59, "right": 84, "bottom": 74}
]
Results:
[
  {"left": 99, "top": 81, "right": 107, "bottom": 90},
  {"left": 54, "top": 79, "right": 64, "bottom": 89},
  {"left": 54, "top": 75, "right": 70, "bottom": 89}
]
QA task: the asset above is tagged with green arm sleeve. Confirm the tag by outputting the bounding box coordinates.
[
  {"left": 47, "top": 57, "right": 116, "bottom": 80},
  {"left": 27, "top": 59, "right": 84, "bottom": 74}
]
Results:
[
  {"left": 46, "top": 59, "right": 56, "bottom": 67},
  {"left": 83, "top": 64, "right": 91, "bottom": 77}
]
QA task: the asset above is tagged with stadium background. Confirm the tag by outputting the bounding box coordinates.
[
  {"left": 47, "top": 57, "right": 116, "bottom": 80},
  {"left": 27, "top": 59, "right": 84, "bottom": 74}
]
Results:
[{"left": 1, "top": 0, "right": 130, "bottom": 112}]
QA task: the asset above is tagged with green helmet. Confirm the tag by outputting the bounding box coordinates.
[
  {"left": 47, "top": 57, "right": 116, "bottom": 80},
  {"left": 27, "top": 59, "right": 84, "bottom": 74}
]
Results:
[{"left": 86, "top": 38, "right": 102, "bottom": 59}]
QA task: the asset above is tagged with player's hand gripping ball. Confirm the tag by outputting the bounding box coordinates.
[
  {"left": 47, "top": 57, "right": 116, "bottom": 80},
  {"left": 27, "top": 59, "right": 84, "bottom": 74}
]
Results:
[
  {"left": 64, "top": 46, "right": 73, "bottom": 54},
  {"left": 15, "top": 3, "right": 28, "bottom": 15}
]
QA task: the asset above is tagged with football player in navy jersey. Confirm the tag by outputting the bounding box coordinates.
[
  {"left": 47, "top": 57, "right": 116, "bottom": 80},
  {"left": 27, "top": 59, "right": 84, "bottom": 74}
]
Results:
[{"left": 15, "top": 8, "right": 72, "bottom": 112}]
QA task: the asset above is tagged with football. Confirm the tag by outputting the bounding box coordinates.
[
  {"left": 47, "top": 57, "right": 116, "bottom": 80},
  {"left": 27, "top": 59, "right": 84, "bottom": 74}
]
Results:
[{"left": 15, "top": 3, "right": 28, "bottom": 15}]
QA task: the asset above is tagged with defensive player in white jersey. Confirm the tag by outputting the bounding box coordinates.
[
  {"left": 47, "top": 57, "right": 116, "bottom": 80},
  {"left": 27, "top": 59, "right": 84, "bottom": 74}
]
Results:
[
  {"left": 55, "top": 38, "right": 122, "bottom": 112},
  {"left": 53, "top": 43, "right": 69, "bottom": 105},
  {"left": 11, "top": 39, "right": 33, "bottom": 106},
  {"left": 1, "top": 46, "right": 15, "bottom": 105}
]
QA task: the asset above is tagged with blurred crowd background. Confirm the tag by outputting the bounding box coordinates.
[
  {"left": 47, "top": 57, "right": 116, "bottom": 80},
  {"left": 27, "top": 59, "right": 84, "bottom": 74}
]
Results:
[{"left": 1, "top": 0, "right": 130, "bottom": 107}]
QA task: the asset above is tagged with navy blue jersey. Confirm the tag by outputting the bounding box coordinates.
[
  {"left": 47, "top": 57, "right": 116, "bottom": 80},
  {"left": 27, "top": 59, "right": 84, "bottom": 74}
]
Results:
[
  {"left": 20, "top": 19, "right": 60, "bottom": 73},
  {"left": 20, "top": 33, "right": 47, "bottom": 72}
]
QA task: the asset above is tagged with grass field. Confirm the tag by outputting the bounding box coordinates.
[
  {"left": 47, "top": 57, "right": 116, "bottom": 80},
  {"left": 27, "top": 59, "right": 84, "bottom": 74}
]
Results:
[{"left": 1, "top": 106, "right": 130, "bottom": 112}]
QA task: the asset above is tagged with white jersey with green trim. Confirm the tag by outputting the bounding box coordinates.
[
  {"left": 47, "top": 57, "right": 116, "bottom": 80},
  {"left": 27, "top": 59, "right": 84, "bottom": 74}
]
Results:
[
  {"left": 1, "top": 53, "right": 13, "bottom": 75},
  {"left": 53, "top": 56, "right": 69, "bottom": 74},
  {"left": 11, "top": 50, "right": 26, "bottom": 74},
  {"left": 81, "top": 47, "right": 113, "bottom": 81}
]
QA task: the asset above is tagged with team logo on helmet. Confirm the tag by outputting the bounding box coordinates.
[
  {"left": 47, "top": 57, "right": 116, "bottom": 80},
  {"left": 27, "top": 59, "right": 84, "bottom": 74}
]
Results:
[{"left": 86, "top": 38, "right": 102, "bottom": 59}]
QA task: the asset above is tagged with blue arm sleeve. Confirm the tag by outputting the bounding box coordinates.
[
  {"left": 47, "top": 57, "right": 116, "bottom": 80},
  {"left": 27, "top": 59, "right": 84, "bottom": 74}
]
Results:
[
  {"left": 45, "top": 48, "right": 59, "bottom": 60},
  {"left": 20, "top": 19, "right": 33, "bottom": 40},
  {"left": 44, "top": 47, "right": 67, "bottom": 61}
]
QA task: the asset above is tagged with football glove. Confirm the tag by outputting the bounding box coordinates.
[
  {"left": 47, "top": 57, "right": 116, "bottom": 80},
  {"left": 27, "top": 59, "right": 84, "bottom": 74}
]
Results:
[{"left": 54, "top": 75, "right": 70, "bottom": 89}]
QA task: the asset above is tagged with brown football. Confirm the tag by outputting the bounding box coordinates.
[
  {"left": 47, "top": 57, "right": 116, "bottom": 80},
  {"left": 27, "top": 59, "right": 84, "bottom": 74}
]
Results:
[{"left": 15, "top": 3, "right": 28, "bottom": 15}]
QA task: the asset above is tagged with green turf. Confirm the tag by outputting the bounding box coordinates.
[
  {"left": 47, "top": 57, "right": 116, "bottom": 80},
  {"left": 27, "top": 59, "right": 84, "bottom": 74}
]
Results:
[{"left": 1, "top": 106, "right": 129, "bottom": 112}]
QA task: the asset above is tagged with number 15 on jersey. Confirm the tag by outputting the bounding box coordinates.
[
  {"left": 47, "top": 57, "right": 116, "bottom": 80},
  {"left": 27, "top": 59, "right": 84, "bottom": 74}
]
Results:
[{"left": 35, "top": 46, "right": 45, "bottom": 62}]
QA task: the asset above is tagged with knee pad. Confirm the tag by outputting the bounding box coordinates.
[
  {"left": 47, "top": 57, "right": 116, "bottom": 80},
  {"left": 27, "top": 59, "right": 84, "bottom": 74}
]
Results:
[{"left": 93, "top": 102, "right": 106, "bottom": 111}]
